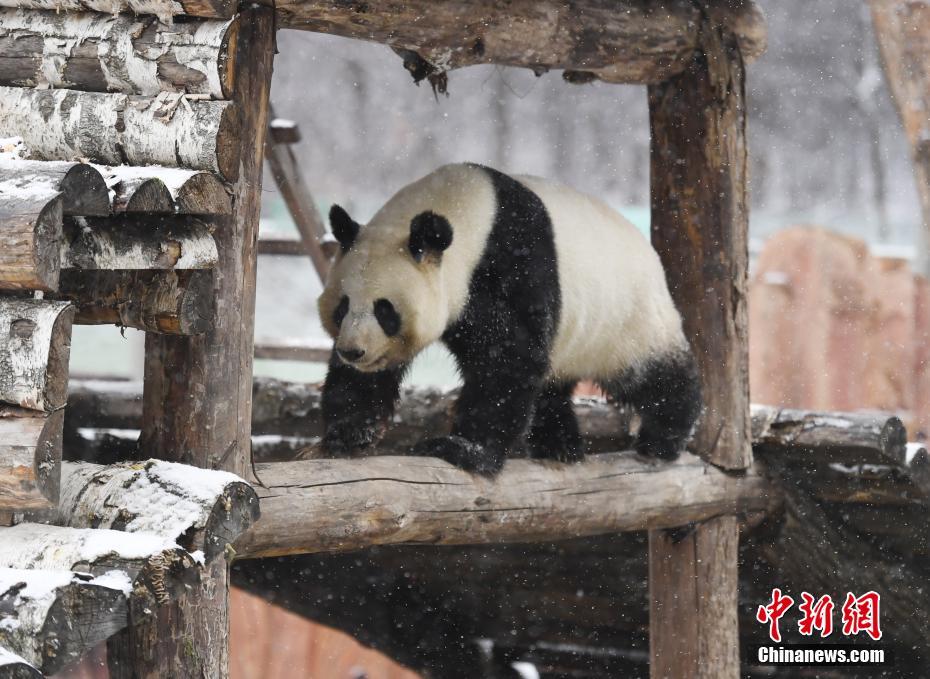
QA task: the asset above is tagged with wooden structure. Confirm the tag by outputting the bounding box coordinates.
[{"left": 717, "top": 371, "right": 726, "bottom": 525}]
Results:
[{"left": 0, "top": 1, "right": 822, "bottom": 678}]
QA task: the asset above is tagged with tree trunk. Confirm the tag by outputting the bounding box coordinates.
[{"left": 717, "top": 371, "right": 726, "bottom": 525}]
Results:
[
  {"left": 0, "top": 11, "right": 237, "bottom": 98},
  {"left": 0, "top": 87, "right": 239, "bottom": 181},
  {"left": 54, "top": 269, "right": 214, "bottom": 335}
]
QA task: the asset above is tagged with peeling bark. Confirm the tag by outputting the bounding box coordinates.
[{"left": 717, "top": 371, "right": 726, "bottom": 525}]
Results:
[
  {"left": 0, "top": 11, "right": 238, "bottom": 98},
  {"left": 0, "top": 87, "right": 240, "bottom": 180}
]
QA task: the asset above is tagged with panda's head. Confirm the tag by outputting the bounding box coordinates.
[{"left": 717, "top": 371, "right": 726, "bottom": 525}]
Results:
[{"left": 318, "top": 203, "right": 453, "bottom": 372}]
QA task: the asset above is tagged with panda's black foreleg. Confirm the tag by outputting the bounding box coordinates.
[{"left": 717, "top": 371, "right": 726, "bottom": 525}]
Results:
[
  {"left": 527, "top": 381, "right": 584, "bottom": 462},
  {"left": 320, "top": 353, "right": 406, "bottom": 456}
]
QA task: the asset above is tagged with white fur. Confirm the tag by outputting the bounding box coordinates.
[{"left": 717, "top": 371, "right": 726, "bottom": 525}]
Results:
[{"left": 321, "top": 164, "right": 686, "bottom": 379}]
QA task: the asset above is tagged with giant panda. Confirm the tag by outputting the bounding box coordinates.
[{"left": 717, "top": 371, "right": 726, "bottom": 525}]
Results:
[{"left": 317, "top": 163, "right": 702, "bottom": 475}]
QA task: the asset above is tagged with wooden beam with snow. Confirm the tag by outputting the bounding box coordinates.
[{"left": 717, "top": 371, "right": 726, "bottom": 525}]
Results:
[
  {"left": 53, "top": 270, "right": 214, "bottom": 335},
  {"left": 102, "top": 166, "right": 231, "bottom": 216},
  {"left": 58, "top": 459, "right": 259, "bottom": 560},
  {"left": 0, "top": 646, "right": 41, "bottom": 678},
  {"left": 275, "top": 0, "right": 766, "bottom": 85},
  {"left": 0, "top": 407, "right": 63, "bottom": 523},
  {"left": 0, "top": 0, "right": 234, "bottom": 22},
  {"left": 253, "top": 340, "right": 330, "bottom": 363},
  {"left": 0, "top": 169, "right": 63, "bottom": 291},
  {"left": 0, "top": 87, "right": 240, "bottom": 181},
  {"left": 0, "top": 158, "right": 109, "bottom": 217},
  {"left": 0, "top": 12, "right": 238, "bottom": 98},
  {"left": 62, "top": 216, "right": 218, "bottom": 271},
  {"left": 233, "top": 452, "right": 776, "bottom": 559},
  {"left": 0, "top": 568, "right": 129, "bottom": 675}
]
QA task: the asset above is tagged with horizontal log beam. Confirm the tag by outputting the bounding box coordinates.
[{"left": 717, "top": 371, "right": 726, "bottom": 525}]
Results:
[
  {"left": 58, "top": 459, "right": 259, "bottom": 560},
  {"left": 53, "top": 269, "right": 214, "bottom": 335},
  {"left": 62, "top": 216, "right": 218, "bottom": 271},
  {"left": 0, "top": 407, "right": 63, "bottom": 522},
  {"left": 0, "top": 157, "right": 109, "bottom": 217},
  {"left": 0, "top": 568, "right": 129, "bottom": 675},
  {"left": 274, "top": 0, "right": 766, "bottom": 85},
  {"left": 234, "top": 452, "right": 775, "bottom": 558},
  {"left": 0, "top": 171, "right": 62, "bottom": 291},
  {"left": 0, "top": 0, "right": 233, "bottom": 23},
  {"left": 0, "top": 299, "right": 73, "bottom": 411},
  {"left": 0, "top": 87, "right": 240, "bottom": 181},
  {"left": 0, "top": 11, "right": 237, "bottom": 98},
  {"left": 253, "top": 341, "right": 331, "bottom": 363}
]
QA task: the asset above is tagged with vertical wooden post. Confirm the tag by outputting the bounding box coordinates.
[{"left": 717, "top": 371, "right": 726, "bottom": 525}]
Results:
[
  {"left": 647, "top": 6, "right": 751, "bottom": 678},
  {"left": 111, "top": 8, "right": 275, "bottom": 678},
  {"left": 139, "top": 8, "right": 275, "bottom": 480}
]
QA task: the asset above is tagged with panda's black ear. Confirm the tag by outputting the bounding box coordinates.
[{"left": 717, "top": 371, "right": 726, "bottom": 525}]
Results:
[
  {"left": 408, "top": 211, "right": 453, "bottom": 263},
  {"left": 329, "top": 204, "right": 360, "bottom": 252}
]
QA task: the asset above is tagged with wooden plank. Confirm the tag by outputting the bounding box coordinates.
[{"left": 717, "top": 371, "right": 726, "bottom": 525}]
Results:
[
  {"left": 0, "top": 0, "right": 233, "bottom": 22},
  {"left": 0, "top": 568, "right": 129, "bottom": 675},
  {"left": 62, "top": 216, "right": 218, "bottom": 271},
  {"left": 0, "top": 11, "right": 238, "bottom": 98},
  {"left": 232, "top": 452, "right": 775, "bottom": 559},
  {"left": 139, "top": 8, "right": 274, "bottom": 479},
  {"left": 648, "top": 10, "right": 751, "bottom": 471},
  {"left": 0, "top": 158, "right": 109, "bottom": 217},
  {"left": 0, "top": 87, "right": 240, "bottom": 181},
  {"left": 264, "top": 113, "right": 331, "bottom": 281},
  {"left": 0, "top": 407, "right": 63, "bottom": 521},
  {"left": 54, "top": 269, "right": 214, "bottom": 335},
  {"left": 0, "top": 171, "right": 62, "bottom": 291},
  {"left": 274, "top": 0, "right": 766, "bottom": 84}
]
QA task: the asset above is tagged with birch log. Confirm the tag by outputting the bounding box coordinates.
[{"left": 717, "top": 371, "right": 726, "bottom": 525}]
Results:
[
  {"left": 0, "top": 299, "right": 73, "bottom": 411},
  {"left": 234, "top": 452, "right": 776, "bottom": 558},
  {"left": 59, "top": 459, "right": 259, "bottom": 560},
  {"left": 0, "top": 407, "right": 62, "bottom": 522},
  {"left": 0, "top": 170, "right": 62, "bottom": 291},
  {"left": 0, "top": 11, "right": 238, "bottom": 98},
  {"left": 0, "top": 646, "right": 41, "bottom": 678},
  {"left": 62, "top": 216, "right": 218, "bottom": 271},
  {"left": 0, "top": 0, "right": 233, "bottom": 23},
  {"left": 54, "top": 269, "right": 214, "bottom": 335},
  {"left": 274, "top": 0, "right": 766, "bottom": 84},
  {"left": 0, "top": 87, "right": 240, "bottom": 181},
  {"left": 0, "top": 158, "right": 108, "bottom": 217},
  {"left": 100, "top": 165, "right": 230, "bottom": 215},
  {"left": 0, "top": 568, "right": 129, "bottom": 675}
]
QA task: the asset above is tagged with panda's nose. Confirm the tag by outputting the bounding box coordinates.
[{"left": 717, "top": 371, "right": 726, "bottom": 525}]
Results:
[{"left": 338, "top": 347, "right": 366, "bottom": 363}]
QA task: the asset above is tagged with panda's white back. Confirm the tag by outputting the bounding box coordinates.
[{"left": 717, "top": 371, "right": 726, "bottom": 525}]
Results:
[{"left": 515, "top": 175, "right": 687, "bottom": 381}]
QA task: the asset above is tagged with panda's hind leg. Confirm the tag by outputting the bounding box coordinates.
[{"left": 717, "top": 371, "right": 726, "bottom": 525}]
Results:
[
  {"left": 601, "top": 351, "right": 702, "bottom": 461},
  {"left": 527, "top": 381, "right": 584, "bottom": 463}
]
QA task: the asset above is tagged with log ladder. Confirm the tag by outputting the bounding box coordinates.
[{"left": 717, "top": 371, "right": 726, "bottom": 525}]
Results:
[{"left": 0, "top": 2, "right": 770, "bottom": 678}]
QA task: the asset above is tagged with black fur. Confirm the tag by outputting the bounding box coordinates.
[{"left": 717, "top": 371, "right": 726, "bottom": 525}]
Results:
[
  {"left": 373, "top": 299, "right": 401, "bottom": 336},
  {"left": 600, "top": 350, "right": 702, "bottom": 460},
  {"left": 329, "top": 204, "right": 360, "bottom": 252},
  {"left": 527, "top": 380, "right": 583, "bottom": 462},
  {"left": 408, "top": 211, "right": 453, "bottom": 262},
  {"left": 321, "top": 352, "right": 407, "bottom": 455},
  {"left": 414, "top": 165, "right": 561, "bottom": 475},
  {"left": 332, "top": 295, "right": 349, "bottom": 328}
]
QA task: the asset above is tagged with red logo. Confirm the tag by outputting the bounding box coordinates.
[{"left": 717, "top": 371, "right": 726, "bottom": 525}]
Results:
[
  {"left": 798, "top": 593, "right": 834, "bottom": 638},
  {"left": 756, "top": 588, "right": 794, "bottom": 643},
  {"left": 757, "top": 589, "right": 881, "bottom": 642},
  {"left": 841, "top": 591, "right": 882, "bottom": 641}
]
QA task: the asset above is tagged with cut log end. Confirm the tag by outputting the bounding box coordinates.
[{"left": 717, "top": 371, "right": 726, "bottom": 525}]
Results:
[{"left": 59, "top": 164, "right": 109, "bottom": 216}]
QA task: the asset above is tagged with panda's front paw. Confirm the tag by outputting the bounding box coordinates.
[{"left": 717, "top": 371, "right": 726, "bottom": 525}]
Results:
[
  {"left": 412, "top": 435, "right": 506, "bottom": 476},
  {"left": 635, "top": 433, "right": 682, "bottom": 461},
  {"left": 321, "top": 420, "right": 382, "bottom": 457}
]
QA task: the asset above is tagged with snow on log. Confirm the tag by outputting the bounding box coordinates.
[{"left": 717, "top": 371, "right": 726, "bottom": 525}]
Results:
[
  {"left": 0, "top": 11, "right": 238, "bottom": 98},
  {"left": 274, "top": 0, "right": 766, "bottom": 85},
  {"left": 233, "top": 451, "right": 776, "bottom": 558},
  {"left": 751, "top": 405, "right": 908, "bottom": 467},
  {"left": 54, "top": 269, "right": 214, "bottom": 335},
  {"left": 61, "top": 216, "right": 218, "bottom": 271},
  {"left": 0, "top": 158, "right": 109, "bottom": 217},
  {"left": 100, "top": 165, "right": 230, "bottom": 215},
  {"left": 0, "top": 87, "right": 240, "bottom": 181},
  {"left": 0, "top": 0, "right": 233, "bottom": 23},
  {"left": 0, "top": 168, "right": 62, "bottom": 291},
  {"left": 59, "top": 459, "right": 259, "bottom": 560},
  {"left": 0, "top": 407, "right": 62, "bottom": 522},
  {"left": 0, "top": 646, "right": 41, "bottom": 678},
  {"left": 0, "top": 298, "right": 73, "bottom": 411},
  {"left": 0, "top": 568, "right": 129, "bottom": 675}
]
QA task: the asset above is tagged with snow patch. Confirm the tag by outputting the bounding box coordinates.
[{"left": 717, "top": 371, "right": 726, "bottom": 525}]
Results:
[
  {"left": 0, "top": 645, "right": 33, "bottom": 668},
  {"left": 905, "top": 442, "right": 926, "bottom": 465}
]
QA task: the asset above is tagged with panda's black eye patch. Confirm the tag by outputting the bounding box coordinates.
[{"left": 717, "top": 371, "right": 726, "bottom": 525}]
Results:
[
  {"left": 333, "top": 295, "right": 349, "bottom": 327},
  {"left": 374, "top": 299, "right": 401, "bottom": 337}
]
